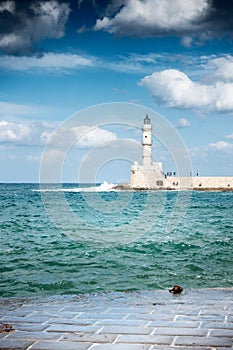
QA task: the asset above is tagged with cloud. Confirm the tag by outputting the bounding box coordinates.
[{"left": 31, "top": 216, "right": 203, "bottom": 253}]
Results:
[
  {"left": 225, "top": 133, "right": 233, "bottom": 140},
  {"left": 0, "top": 51, "right": 163, "bottom": 74},
  {"left": 177, "top": 118, "right": 190, "bottom": 128},
  {"left": 73, "top": 126, "right": 117, "bottom": 148},
  {"left": 139, "top": 68, "right": 233, "bottom": 112},
  {"left": 180, "top": 36, "right": 193, "bottom": 48},
  {"left": 0, "top": 120, "right": 117, "bottom": 148},
  {"left": 0, "top": 1, "right": 15, "bottom": 13},
  {"left": 207, "top": 55, "right": 233, "bottom": 82},
  {"left": 0, "top": 53, "right": 94, "bottom": 72},
  {"left": 0, "top": 51, "right": 178, "bottom": 75},
  {"left": 192, "top": 141, "right": 233, "bottom": 155},
  {"left": 0, "top": 120, "right": 54, "bottom": 145},
  {"left": 93, "top": 0, "right": 233, "bottom": 44},
  {"left": 190, "top": 140, "right": 233, "bottom": 176},
  {"left": 95, "top": 0, "right": 211, "bottom": 36},
  {"left": 0, "top": 1, "right": 70, "bottom": 54},
  {"left": 26, "top": 155, "right": 41, "bottom": 162},
  {"left": 208, "top": 141, "right": 233, "bottom": 151}
]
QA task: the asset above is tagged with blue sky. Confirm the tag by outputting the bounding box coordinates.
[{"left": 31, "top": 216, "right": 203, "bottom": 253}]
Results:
[{"left": 0, "top": 0, "right": 233, "bottom": 182}]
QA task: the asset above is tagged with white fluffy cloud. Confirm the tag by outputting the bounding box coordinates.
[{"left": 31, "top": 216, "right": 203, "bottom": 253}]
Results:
[
  {"left": 95, "top": 0, "right": 210, "bottom": 36},
  {"left": 208, "top": 55, "right": 233, "bottom": 82},
  {"left": 139, "top": 68, "right": 233, "bottom": 112},
  {"left": 191, "top": 140, "right": 233, "bottom": 155},
  {"left": 208, "top": 141, "right": 233, "bottom": 151},
  {"left": 0, "top": 120, "right": 117, "bottom": 148},
  {"left": 73, "top": 126, "right": 117, "bottom": 148},
  {"left": 177, "top": 118, "right": 190, "bottom": 128},
  {"left": 0, "top": 120, "right": 54, "bottom": 145},
  {"left": 0, "top": 1, "right": 70, "bottom": 53},
  {"left": 0, "top": 53, "right": 94, "bottom": 72}
]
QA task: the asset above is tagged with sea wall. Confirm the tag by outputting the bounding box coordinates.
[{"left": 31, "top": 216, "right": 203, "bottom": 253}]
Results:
[
  {"left": 130, "top": 168, "right": 233, "bottom": 190},
  {"left": 165, "top": 176, "right": 233, "bottom": 190}
]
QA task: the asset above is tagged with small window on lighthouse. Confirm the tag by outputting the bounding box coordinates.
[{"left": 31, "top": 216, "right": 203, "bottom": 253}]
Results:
[{"left": 145, "top": 135, "right": 147, "bottom": 138}]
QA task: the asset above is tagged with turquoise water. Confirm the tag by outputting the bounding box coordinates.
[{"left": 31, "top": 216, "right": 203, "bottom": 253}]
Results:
[{"left": 0, "top": 183, "right": 232, "bottom": 297}]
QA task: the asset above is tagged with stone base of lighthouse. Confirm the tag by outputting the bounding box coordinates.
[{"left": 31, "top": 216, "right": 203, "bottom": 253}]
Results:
[{"left": 130, "top": 161, "right": 164, "bottom": 189}]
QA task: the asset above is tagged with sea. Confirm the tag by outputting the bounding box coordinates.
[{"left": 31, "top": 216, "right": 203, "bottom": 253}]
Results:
[{"left": 0, "top": 182, "right": 232, "bottom": 298}]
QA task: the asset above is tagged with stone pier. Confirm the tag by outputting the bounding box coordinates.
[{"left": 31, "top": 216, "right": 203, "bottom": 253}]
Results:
[{"left": 0, "top": 288, "right": 232, "bottom": 350}]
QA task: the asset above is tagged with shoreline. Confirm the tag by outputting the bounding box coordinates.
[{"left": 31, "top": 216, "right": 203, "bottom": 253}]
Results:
[{"left": 1, "top": 286, "right": 233, "bottom": 302}]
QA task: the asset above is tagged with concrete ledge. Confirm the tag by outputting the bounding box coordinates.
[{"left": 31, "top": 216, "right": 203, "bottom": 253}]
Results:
[{"left": 0, "top": 288, "right": 232, "bottom": 349}]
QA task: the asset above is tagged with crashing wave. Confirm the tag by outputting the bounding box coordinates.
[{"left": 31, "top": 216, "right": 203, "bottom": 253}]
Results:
[{"left": 34, "top": 181, "right": 116, "bottom": 193}]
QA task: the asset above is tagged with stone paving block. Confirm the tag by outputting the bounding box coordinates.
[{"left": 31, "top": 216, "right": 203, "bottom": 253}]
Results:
[
  {"left": 47, "top": 324, "right": 101, "bottom": 333},
  {"left": 91, "top": 344, "right": 149, "bottom": 350},
  {"left": 151, "top": 309, "right": 179, "bottom": 316},
  {"left": 107, "top": 307, "right": 150, "bottom": 314},
  {"left": 2, "top": 315, "right": 50, "bottom": 323},
  {"left": 151, "top": 313, "right": 180, "bottom": 320},
  {"left": 125, "top": 313, "right": 174, "bottom": 321},
  {"left": 63, "top": 332, "right": 117, "bottom": 343},
  {"left": 62, "top": 306, "right": 108, "bottom": 313},
  {"left": 0, "top": 339, "right": 33, "bottom": 349},
  {"left": 30, "top": 340, "right": 91, "bottom": 350},
  {"left": 0, "top": 333, "right": 7, "bottom": 339},
  {"left": 47, "top": 318, "right": 97, "bottom": 325},
  {"left": 201, "top": 322, "right": 233, "bottom": 329},
  {"left": 176, "top": 315, "right": 225, "bottom": 322},
  {"left": 175, "top": 336, "right": 233, "bottom": 347},
  {"left": 200, "top": 309, "right": 229, "bottom": 315},
  {"left": 14, "top": 323, "right": 49, "bottom": 332},
  {"left": 39, "top": 311, "right": 79, "bottom": 318},
  {"left": 6, "top": 331, "right": 62, "bottom": 341},
  {"left": 19, "top": 305, "right": 64, "bottom": 313},
  {"left": 200, "top": 304, "right": 227, "bottom": 314},
  {"left": 116, "top": 334, "right": 174, "bottom": 344},
  {"left": 150, "top": 347, "right": 212, "bottom": 350},
  {"left": 99, "top": 325, "right": 153, "bottom": 335},
  {"left": 96, "top": 319, "right": 146, "bottom": 326},
  {"left": 72, "top": 305, "right": 110, "bottom": 310},
  {"left": 148, "top": 321, "right": 200, "bottom": 328},
  {"left": 152, "top": 327, "right": 207, "bottom": 336},
  {"left": 175, "top": 305, "right": 201, "bottom": 310},
  {"left": 173, "top": 309, "right": 200, "bottom": 316},
  {"left": 1, "top": 310, "right": 33, "bottom": 318},
  {"left": 209, "top": 329, "right": 233, "bottom": 337},
  {"left": 80, "top": 313, "right": 127, "bottom": 320}
]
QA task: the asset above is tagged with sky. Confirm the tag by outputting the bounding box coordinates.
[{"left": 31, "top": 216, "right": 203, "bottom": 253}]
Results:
[{"left": 0, "top": 0, "right": 233, "bottom": 183}]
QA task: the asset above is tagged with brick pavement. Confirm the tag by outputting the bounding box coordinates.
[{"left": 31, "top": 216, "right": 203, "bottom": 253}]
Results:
[{"left": 0, "top": 288, "right": 232, "bottom": 350}]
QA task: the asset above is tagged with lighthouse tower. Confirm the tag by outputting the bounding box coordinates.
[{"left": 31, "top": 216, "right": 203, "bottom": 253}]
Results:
[
  {"left": 130, "top": 114, "right": 163, "bottom": 189},
  {"left": 142, "top": 114, "right": 152, "bottom": 167}
]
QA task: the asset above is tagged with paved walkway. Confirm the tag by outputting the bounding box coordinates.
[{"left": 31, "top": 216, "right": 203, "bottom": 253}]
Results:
[{"left": 0, "top": 288, "right": 232, "bottom": 350}]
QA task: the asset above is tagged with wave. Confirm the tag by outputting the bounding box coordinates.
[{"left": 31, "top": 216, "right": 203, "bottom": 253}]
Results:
[{"left": 34, "top": 181, "right": 116, "bottom": 193}]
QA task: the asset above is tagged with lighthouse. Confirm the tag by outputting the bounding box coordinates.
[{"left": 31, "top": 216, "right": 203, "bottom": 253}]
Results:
[
  {"left": 130, "top": 114, "right": 233, "bottom": 190},
  {"left": 130, "top": 114, "right": 163, "bottom": 189},
  {"left": 142, "top": 114, "right": 152, "bottom": 167}
]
